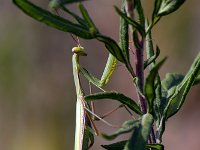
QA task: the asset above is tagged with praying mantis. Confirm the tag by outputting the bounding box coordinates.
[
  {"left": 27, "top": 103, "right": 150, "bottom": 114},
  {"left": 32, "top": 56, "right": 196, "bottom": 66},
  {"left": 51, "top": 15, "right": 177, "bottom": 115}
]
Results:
[
  {"left": 71, "top": 36, "right": 119, "bottom": 150},
  {"left": 72, "top": 44, "right": 88, "bottom": 150}
]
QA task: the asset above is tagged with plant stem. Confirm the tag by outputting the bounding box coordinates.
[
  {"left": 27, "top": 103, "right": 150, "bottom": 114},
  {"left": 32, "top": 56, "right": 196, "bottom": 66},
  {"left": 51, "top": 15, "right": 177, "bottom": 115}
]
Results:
[
  {"left": 126, "top": 0, "right": 134, "bottom": 19},
  {"left": 150, "top": 127, "right": 156, "bottom": 143},
  {"left": 126, "top": 0, "right": 156, "bottom": 143},
  {"left": 126, "top": 0, "right": 147, "bottom": 114},
  {"left": 135, "top": 40, "right": 147, "bottom": 114}
]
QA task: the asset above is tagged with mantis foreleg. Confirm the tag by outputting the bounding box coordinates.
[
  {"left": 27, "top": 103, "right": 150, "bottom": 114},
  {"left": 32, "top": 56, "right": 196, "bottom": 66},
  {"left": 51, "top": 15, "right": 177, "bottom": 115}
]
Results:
[{"left": 80, "top": 53, "right": 118, "bottom": 90}]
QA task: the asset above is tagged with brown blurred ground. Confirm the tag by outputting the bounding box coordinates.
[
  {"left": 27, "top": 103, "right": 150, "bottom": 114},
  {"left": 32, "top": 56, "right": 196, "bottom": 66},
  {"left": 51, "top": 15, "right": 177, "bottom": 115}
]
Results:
[{"left": 0, "top": 0, "right": 200, "bottom": 150}]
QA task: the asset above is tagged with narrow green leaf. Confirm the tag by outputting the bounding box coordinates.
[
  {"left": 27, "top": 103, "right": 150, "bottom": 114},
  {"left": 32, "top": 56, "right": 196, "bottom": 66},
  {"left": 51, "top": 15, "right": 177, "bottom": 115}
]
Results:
[
  {"left": 79, "top": 66, "right": 102, "bottom": 88},
  {"left": 151, "top": 0, "right": 162, "bottom": 29},
  {"left": 145, "top": 58, "right": 167, "bottom": 113},
  {"left": 145, "top": 21, "right": 163, "bottom": 125},
  {"left": 118, "top": 1, "right": 135, "bottom": 78},
  {"left": 82, "top": 127, "right": 94, "bottom": 150},
  {"left": 115, "top": 6, "right": 145, "bottom": 38},
  {"left": 164, "top": 53, "right": 200, "bottom": 118},
  {"left": 101, "top": 120, "right": 140, "bottom": 140},
  {"left": 49, "top": 0, "right": 88, "bottom": 9},
  {"left": 144, "top": 46, "right": 160, "bottom": 69},
  {"left": 88, "top": 131, "right": 94, "bottom": 149},
  {"left": 60, "top": 6, "right": 88, "bottom": 29},
  {"left": 84, "top": 91, "right": 142, "bottom": 115},
  {"left": 124, "top": 114, "right": 153, "bottom": 150},
  {"left": 161, "top": 73, "right": 184, "bottom": 91},
  {"left": 119, "top": 0, "right": 130, "bottom": 65},
  {"left": 154, "top": 75, "right": 164, "bottom": 127},
  {"left": 194, "top": 74, "right": 200, "bottom": 85},
  {"left": 146, "top": 144, "right": 164, "bottom": 150},
  {"left": 161, "top": 72, "right": 199, "bottom": 89},
  {"left": 157, "top": 0, "right": 186, "bottom": 16},
  {"left": 145, "top": 20, "right": 155, "bottom": 70},
  {"left": 13, "top": 0, "right": 94, "bottom": 39},
  {"left": 152, "top": 0, "right": 162, "bottom": 19},
  {"left": 79, "top": 3, "right": 98, "bottom": 34},
  {"left": 134, "top": 0, "right": 145, "bottom": 25},
  {"left": 101, "top": 140, "right": 127, "bottom": 150},
  {"left": 96, "top": 34, "right": 126, "bottom": 63}
]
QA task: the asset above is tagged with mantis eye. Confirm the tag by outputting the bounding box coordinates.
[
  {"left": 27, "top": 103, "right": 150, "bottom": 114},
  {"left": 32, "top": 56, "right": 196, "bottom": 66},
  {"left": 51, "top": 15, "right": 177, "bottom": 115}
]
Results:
[{"left": 72, "top": 46, "right": 87, "bottom": 56}]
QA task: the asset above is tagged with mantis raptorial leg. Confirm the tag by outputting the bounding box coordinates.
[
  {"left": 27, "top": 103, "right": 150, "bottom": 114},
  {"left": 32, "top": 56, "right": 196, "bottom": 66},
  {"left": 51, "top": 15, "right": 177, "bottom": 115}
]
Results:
[{"left": 80, "top": 54, "right": 118, "bottom": 91}]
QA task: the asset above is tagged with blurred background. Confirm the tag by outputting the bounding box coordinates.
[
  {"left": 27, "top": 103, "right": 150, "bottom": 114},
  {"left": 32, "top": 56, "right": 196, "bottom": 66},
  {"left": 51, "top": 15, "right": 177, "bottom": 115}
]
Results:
[{"left": 0, "top": 0, "right": 200, "bottom": 149}]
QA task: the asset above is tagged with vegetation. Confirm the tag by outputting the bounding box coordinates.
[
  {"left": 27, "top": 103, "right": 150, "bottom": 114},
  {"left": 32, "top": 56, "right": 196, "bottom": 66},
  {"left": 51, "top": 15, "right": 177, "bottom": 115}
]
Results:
[{"left": 13, "top": 0, "right": 200, "bottom": 149}]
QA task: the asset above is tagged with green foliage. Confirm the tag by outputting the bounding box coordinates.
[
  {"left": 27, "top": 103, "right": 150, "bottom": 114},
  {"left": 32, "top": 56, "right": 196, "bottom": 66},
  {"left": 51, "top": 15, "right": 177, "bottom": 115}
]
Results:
[
  {"left": 194, "top": 74, "right": 200, "bottom": 85},
  {"left": 102, "top": 142, "right": 164, "bottom": 150},
  {"left": 49, "top": 0, "right": 88, "bottom": 9},
  {"left": 102, "top": 114, "right": 153, "bottom": 150},
  {"left": 78, "top": 3, "right": 98, "bottom": 34},
  {"left": 124, "top": 114, "right": 153, "bottom": 150},
  {"left": 115, "top": 6, "right": 145, "bottom": 38},
  {"left": 13, "top": 0, "right": 94, "bottom": 39},
  {"left": 156, "top": 53, "right": 200, "bottom": 141},
  {"left": 146, "top": 144, "right": 164, "bottom": 150},
  {"left": 85, "top": 91, "right": 142, "bottom": 115},
  {"left": 151, "top": 0, "right": 186, "bottom": 32},
  {"left": 144, "top": 46, "right": 160, "bottom": 69},
  {"left": 101, "top": 140, "right": 127, "bottom": 150},
  {"left": 145, "top": 58, "right": 167, "bottom": 113},
  {"left": 13, "top": 0, "right": 199, "bottom": 150},
  {"left": 82, "top": 127, "right": 94, "bottom": 150},
  {"left": 156, "top": 0, "right": 186, "bottom": 16},
  {"left": 164, "top": 53, "right": 200, "bottom": 118},
  {"left": 102, "top": 141, "right": 164, "bottom": 150},
  {"left": 95, "top": 34, "right": 127, "bottom": 63},
  {"left": 101, "top": 119, "right": 140, "bottom": 140},
  {"left": 119, "top": 0, "right": 130, "bottom": 66},
  {"left": 162, "top": 73, "right": 184, "bottom": 91},
  {"left": 13, "top": 0, "right": 127, "bottom": 64}
]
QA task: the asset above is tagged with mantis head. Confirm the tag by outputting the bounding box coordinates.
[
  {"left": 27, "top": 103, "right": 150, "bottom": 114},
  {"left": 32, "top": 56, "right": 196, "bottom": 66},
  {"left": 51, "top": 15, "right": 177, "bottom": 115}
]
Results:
[{"left": 72, "top": 46, "right": 87, "bottom": 56}]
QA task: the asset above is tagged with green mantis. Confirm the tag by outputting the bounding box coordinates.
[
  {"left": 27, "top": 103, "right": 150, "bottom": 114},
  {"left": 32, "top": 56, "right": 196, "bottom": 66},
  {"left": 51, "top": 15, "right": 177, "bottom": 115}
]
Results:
[
  {"left": 72, "top": 37, "right": 119, "bottom": 150},
  {"left": 72, "top": 44, "right": 87, "bottom": 150}
]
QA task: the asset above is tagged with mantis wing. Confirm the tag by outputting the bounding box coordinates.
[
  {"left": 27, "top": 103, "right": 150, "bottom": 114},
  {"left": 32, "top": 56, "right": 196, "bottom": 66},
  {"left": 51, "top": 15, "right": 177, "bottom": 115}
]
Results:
[{"left": 74, "top": 96, "right": 85, "bottom": 150}]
